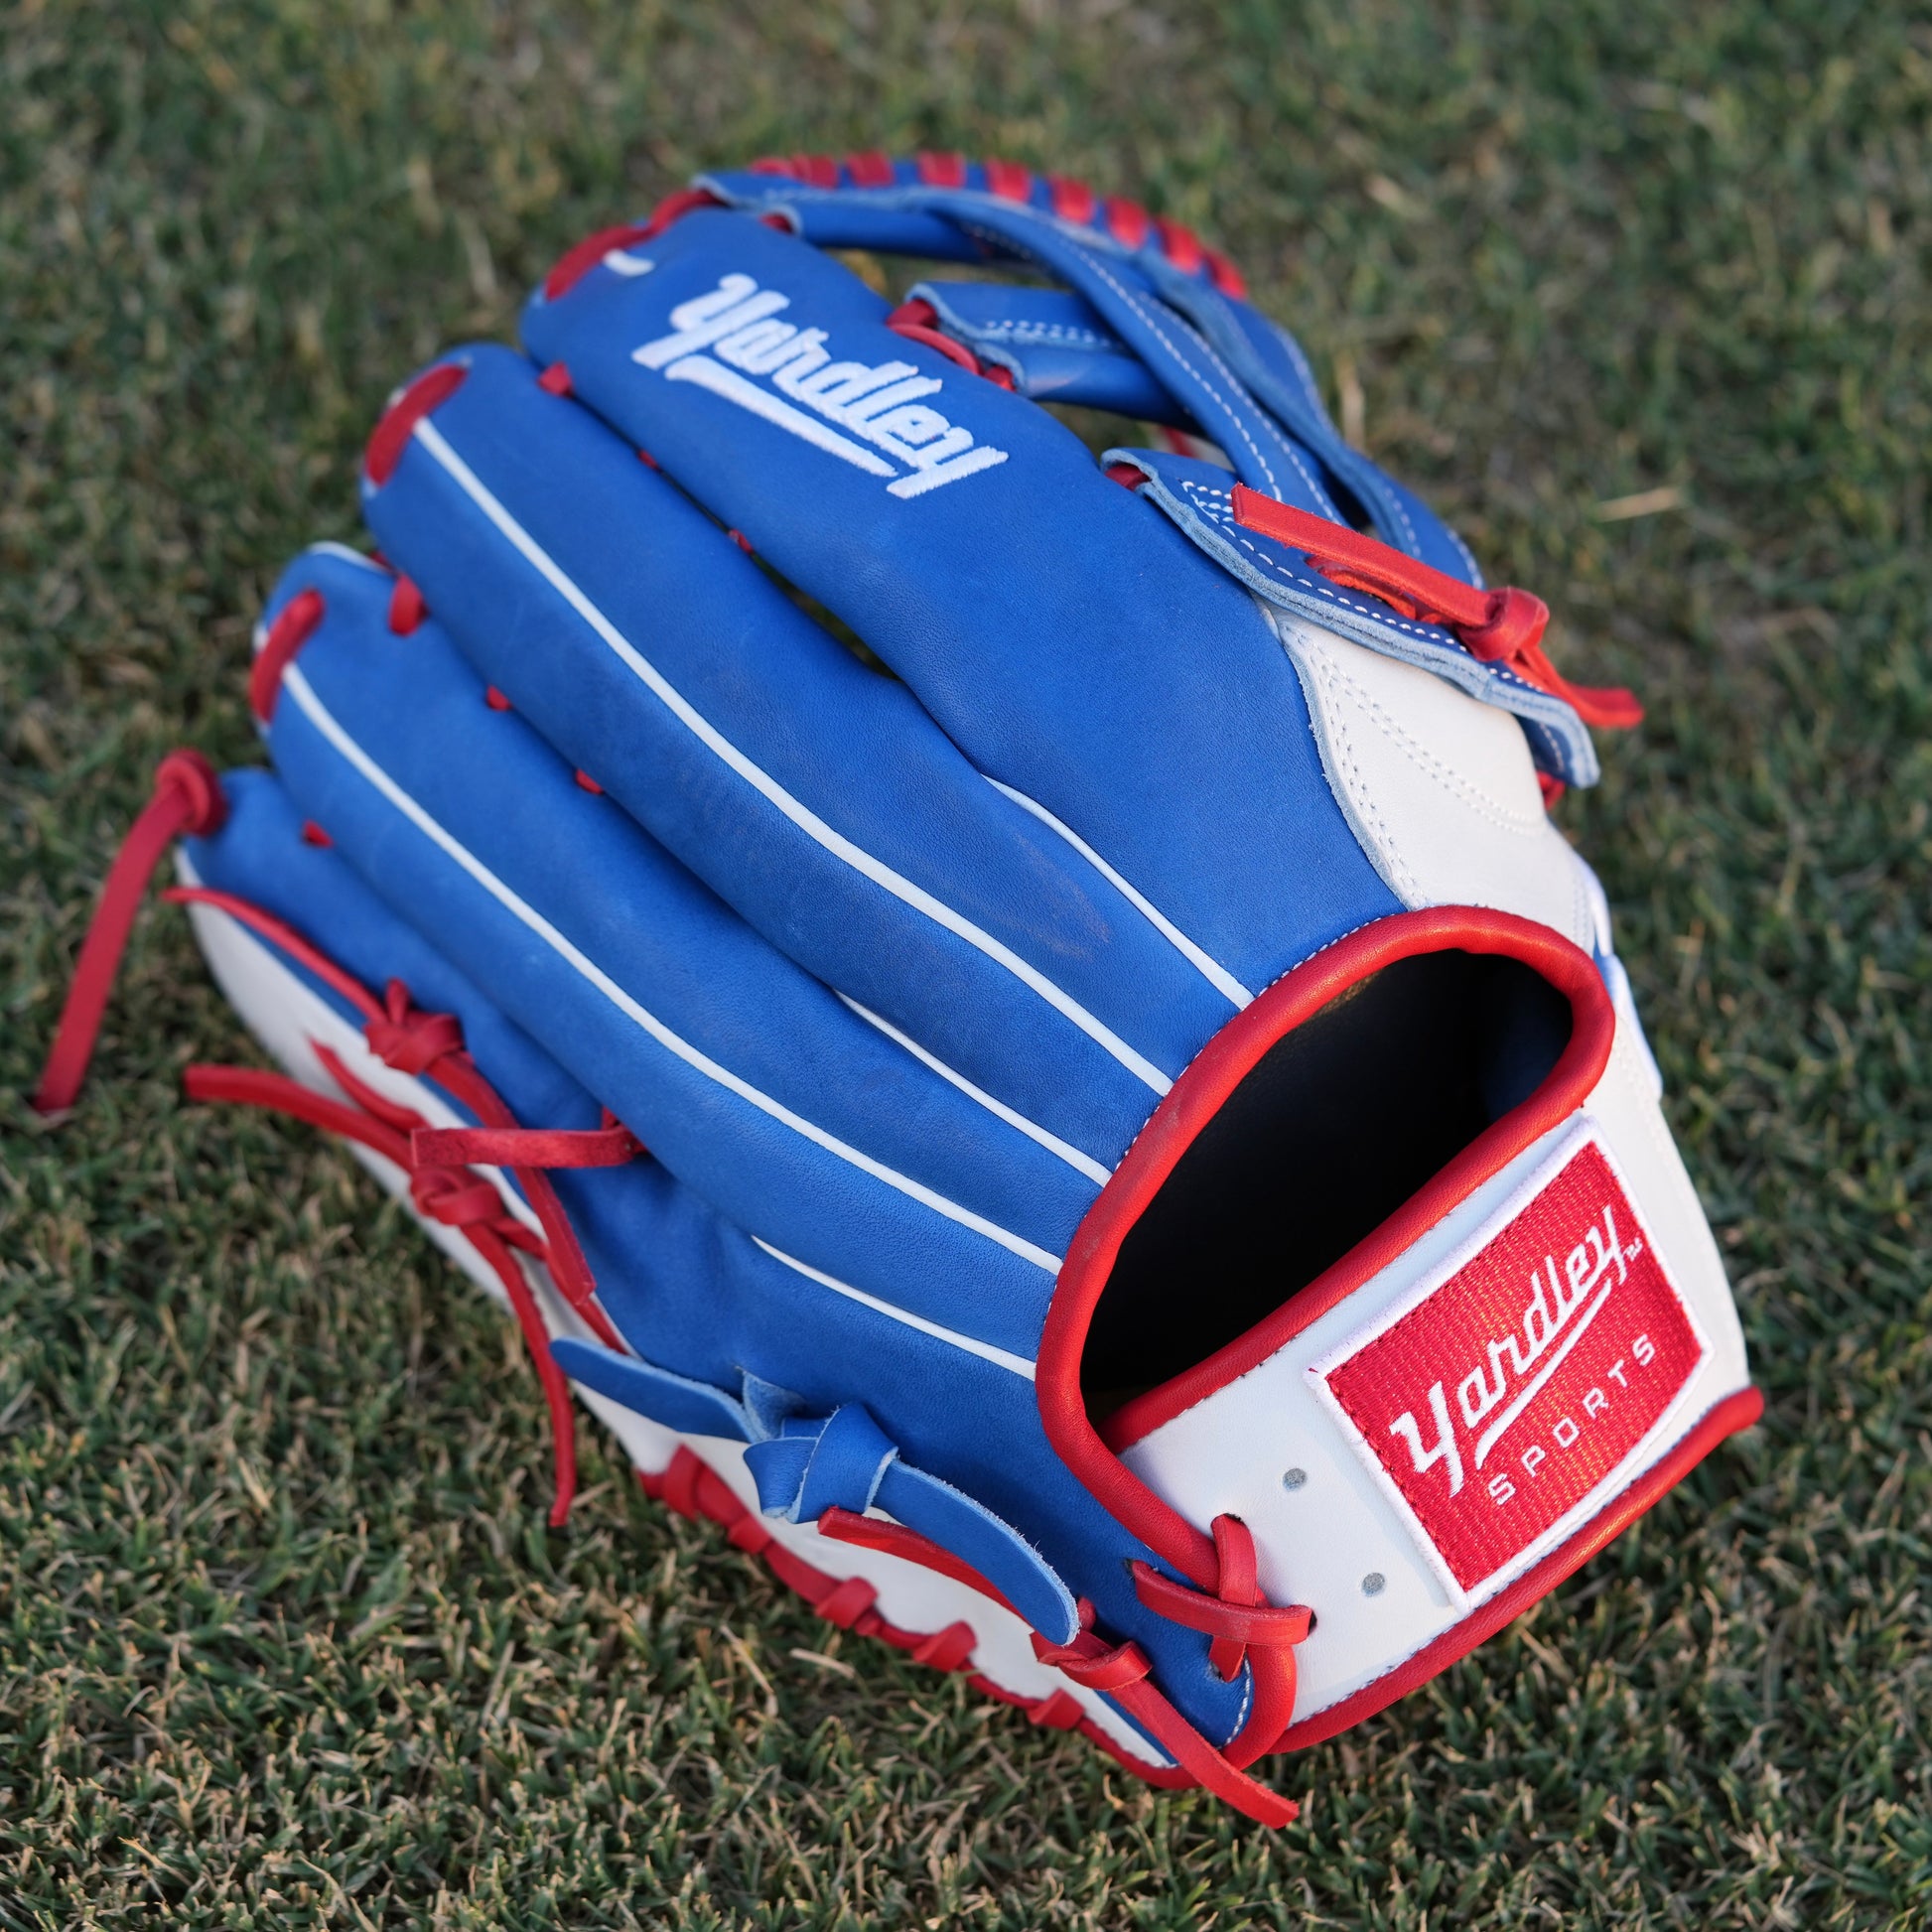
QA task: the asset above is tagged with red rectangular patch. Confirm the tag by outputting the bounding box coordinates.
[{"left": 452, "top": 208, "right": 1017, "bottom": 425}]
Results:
[{"left": 1312, "top": 1136, "right": 1704, "bottom": 1596}]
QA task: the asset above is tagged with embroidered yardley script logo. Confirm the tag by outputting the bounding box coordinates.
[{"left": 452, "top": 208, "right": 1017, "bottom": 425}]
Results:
[
  {"left": 633, "top": 273, "right": 1011, "bottom": 498},
  {"left": 1312, "top": 1135, "right": 1706, "bottom": 1596},
  {"left": 1389, "top": 1196, "right": 1636, "bottom": 1496}
]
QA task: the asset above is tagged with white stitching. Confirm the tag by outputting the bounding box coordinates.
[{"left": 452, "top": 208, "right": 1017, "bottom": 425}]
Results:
[
  {"left": 1571, "top": 854, "right": 1592, "bottom": 951},
  {"left": 1088, "top": 256, "right": 1314, "bottom": 502},
  {"left": 1173, "top": 479, "right": 1542, "bottom": 696},
  {"left": 1077, "top": 253, "right": 1295, "bottom": 500},
  {"left": 1173, "top": 320, "right": 1430, "bottom": 563},
  {"left": 1311, "top": 649, "right": 1547, "bottom": 835},
  {"left": 954, "top": 212, "right": 1309, "bottom": 507},
  {"left": 1306, "top": 648, "right": 1424, "bottom": 902},
  {"left": 1225, "top": 1658, "right": 1254, "bottom": 1747},
  {"left": 1370, "top": 469, "right": 1423, "bottom": 559},
  {"left": 1266, "top": 319, "right": 1331, "bottom": 428},
  {"left": 1173, "top": 475, "right": 1588, "bottom": 781},
  {"left": 968, "top": 320, "right": 1117, "bottom": 349},
  {"left": 1178, "top": 481, "right": 1450, "bottom": 644}
]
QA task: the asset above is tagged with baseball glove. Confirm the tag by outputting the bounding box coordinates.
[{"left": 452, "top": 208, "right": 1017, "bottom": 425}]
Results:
[{"left": 38, "top": 152, "right": 1760, "bottom": 1826}]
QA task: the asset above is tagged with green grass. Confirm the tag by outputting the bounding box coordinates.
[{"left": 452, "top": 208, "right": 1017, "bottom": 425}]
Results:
[{"left": 3, "top": 1, "right": 1929, "bottom": 1924}]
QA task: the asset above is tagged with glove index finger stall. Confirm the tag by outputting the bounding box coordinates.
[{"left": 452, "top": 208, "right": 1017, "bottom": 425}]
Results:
[{"left": 36, "top": 151, "right": 1758, "bottom": 1831}]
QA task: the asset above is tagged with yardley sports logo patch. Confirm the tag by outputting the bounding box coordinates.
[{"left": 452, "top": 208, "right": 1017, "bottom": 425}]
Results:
[
  {"left": 1311, "top": 1132, "right": 1705, "bottom": 1597},
  {"left": 632, "top": 273, "right": 1011, "bottom": 498}
]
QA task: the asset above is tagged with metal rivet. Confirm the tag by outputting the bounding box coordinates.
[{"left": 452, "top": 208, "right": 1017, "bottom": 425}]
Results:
[
  {"left": 1282, "top": 1467, "right": 1307, "bottom": 1492},
  {"left": 1362, "top": 1572, "right": 1386, "bottom": 1596}
]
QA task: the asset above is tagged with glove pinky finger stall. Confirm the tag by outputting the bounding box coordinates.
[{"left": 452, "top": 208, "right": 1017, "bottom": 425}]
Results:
[{"left": 38, "top": 150, "right": 1758, "bottom": 1828}]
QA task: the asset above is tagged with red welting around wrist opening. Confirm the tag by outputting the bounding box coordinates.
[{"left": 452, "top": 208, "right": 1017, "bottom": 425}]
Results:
[{"left": 1037, "top": 906, "right": 1617, "bottom": 1592}]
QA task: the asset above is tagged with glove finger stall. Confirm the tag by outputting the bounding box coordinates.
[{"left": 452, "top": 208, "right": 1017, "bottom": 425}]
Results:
[
  {"left": 254, "top": 547, "right": 1087, "bottom": 1362},
  {"left": 519, "top": 209, "right": 1397, "bottom": 996},
  {"left": 180, "top": 763, "right": 1250, "bottom": 1755},
  {"left": 358, "top": 344, "right": 1236, "bottom": 1159}
]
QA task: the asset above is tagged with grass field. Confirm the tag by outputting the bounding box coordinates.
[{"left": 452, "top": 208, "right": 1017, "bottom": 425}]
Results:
[{"left": 4, "top": 3, "right": 1929, "bottom": 1925}]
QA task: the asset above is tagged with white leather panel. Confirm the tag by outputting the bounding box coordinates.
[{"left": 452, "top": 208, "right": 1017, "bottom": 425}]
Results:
[{"left": 1268, "top": 603, "right": 1598, "bottom": 950}]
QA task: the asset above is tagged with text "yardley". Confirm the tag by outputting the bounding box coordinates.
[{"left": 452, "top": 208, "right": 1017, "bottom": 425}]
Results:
[{"left": 633, "top": 273, "right": 1011, "bottom": 499}]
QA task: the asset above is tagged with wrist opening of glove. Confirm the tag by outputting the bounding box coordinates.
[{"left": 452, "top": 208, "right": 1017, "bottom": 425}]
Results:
[
  {"left": 1046, "top": 905, "right": 1613, "bottom": 1455},
  {"left": 1083, "top": 920, "right": 1587, "bottom": 1442}
]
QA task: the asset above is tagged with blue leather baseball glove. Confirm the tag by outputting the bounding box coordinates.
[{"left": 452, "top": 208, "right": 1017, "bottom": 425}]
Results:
[{"left": 39, "top": 153, "right": 1759, "bottom": 1826}]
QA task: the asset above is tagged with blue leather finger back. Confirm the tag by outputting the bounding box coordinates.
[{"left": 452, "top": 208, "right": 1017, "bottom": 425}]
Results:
[
  {"left": 356, "top": 345, "right": 1241, "bottom": 1162},
  {"left": 254, "top": 547, "right": 1090, "bottom": 1363},
  {"left": 518, "top": 209, "right": 1397, "bottom": 996},
  {"left": 185, "top": 761, "right": 1253, "bottom": 1749}
]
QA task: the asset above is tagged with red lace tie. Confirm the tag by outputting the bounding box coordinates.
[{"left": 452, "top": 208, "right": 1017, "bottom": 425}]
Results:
[
  {"left": 183, "top": 1053, "right": 586, "bottom": 1525},
  {"left": 1230, "top": 484, "right": 1642, "bottom": 731},
  {"left": 1131, "top": 1513, "right": 1311, "bottom": 1766},
  {"left": 33, "top": 751, "right": 226, "bottom": 1117},
  {"left": 362, "top": 980, "right": 466, "bottom": 1075},
  {"left": 181, "top": 1014, "right": 646, "bottom": 1532},
  {"left": 37, "top": 808, "right": 640, "bottom": 1529},
  {"left": 158, "top": 908, "right": 634, "bottom": 1361},
  {"left": 412, "top": 1110, "right": 643, "bottom": 1172},
  {"left": 1031, "top": 1589, "right": 1301, "bottom": 1828}
]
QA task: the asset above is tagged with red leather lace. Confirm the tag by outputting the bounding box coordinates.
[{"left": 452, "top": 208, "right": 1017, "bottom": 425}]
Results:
[
  {"left": 1230, "top": 484, "right": 1642, "bottom": 730},
  {"left": 364, "top": 365, "right": 469, "bottom": 488},
  {"left": 183, "top": 1051, "right": 587, "bottom": 1526},
  {"left": 32, "top": 751, "right": 226, "bottom": 1116},
  {"left": 165, "top": 891, "right": 630, "bottom": 1358},
  {"left": 249, "top": 591, "right": 327, "bottom": 723},
  {"left": 816, "top": 1505, "right": 1021, "bottom": 1616},
  {"left": 813, "top": 1508, "right": 1307, "bottom": 1821},
  {"left": 539, "top": 186, "right": 726, "bottom": 302},
  {"left": 1032, "top": 1595, "right": 1299, "bottom": 1826},
  {"left": 412, "top": 1114, "right": 642, "bottom": 1173},
  {"left": 1046, "top": 172, "right": 1095, "bottom": 224},
  {"left": 387, "top": 576, "right": 429, "bottom": 634},
  {"left": 1131, "top": 1512, "right": 1311, "bottom": 1769},
  {"left": 884, "top": 298, "right": 1017, "bottom": 389},
  {"left": 909, "top": 151, "right": 967, "bottom": 190},
  {"left": 30, "top": 773, "right": 642, "bottom": 1526},
  {"left": 161, "top": 892, "right": 643, "bottom": 1527}
]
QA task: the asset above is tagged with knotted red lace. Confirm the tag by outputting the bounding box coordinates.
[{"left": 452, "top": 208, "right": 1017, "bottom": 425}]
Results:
[
  {"left": 30, "top": 764, "right": 640, "bottom": 1526},
  {"left": 1131, "top": 1512, "right": 1311, "bottom": 1768},
  {"left": 181, "top": 1039, "right": 603, "bottom": 1527},
  {"left": 1030, "top": 1581, "right": 1302, "bottom": 1828},
  {"left": 163, "top": 888, "right": 648, "bottom": 1526},
  {"left": 1229, "top": 483, "right": 1642, "bottom": 731}
]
